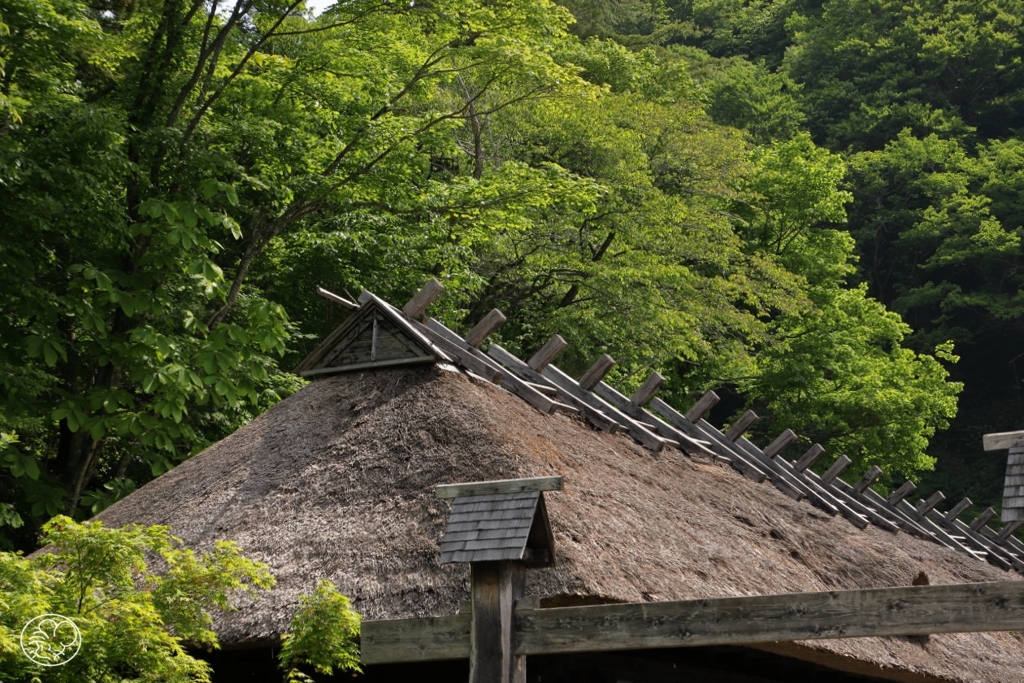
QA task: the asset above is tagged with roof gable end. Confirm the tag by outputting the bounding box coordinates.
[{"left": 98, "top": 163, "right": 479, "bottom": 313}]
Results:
[{"left": 294, "top": 294, "right": 444, "bottom": 377}]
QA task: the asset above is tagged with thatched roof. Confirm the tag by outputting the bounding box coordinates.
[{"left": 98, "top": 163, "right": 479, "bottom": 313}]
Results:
[
  {"left": 91, "top": 285, "right": 1024, "bottom": 682},
  {"left": 96, "top": 362, "right": 1024, "bottom": 682}
]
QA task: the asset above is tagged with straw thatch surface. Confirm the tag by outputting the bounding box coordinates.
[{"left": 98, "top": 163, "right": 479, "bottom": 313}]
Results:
[{"left": 96, "top": 366, "right": 1024, "bottom": 682}]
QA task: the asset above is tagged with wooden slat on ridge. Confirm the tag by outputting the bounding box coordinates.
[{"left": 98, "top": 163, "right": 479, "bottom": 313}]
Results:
[
  {"left": 590, "top": 380, "right": 721, "bottom": 460},
  {"left": 418, "top": 318, "right": 561, "bottom": 416},
  {"left": 372, "top": 283, "right": 1024, "bottom": 571},
  {"left": 487, "top": 344, "right": 621, "bottom": 434}
]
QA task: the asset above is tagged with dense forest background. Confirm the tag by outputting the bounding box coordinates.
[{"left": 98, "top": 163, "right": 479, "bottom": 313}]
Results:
[{"left": 1, "top": 0, "right": 1021, "bottom": 551}]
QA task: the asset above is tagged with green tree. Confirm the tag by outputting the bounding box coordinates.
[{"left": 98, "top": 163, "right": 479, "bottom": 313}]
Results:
[{"left": 0, "top": 0, "right": 584, "bottom": 549}]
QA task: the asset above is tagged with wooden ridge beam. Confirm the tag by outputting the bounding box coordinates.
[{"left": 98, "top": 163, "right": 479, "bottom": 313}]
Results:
[
  {"left": 971, "top": 507, "right": 997, "bottom": 531},
  {"left": 514, "top": 580, "right": 1024, "bottom": 656},
  {"left": 853, "top": 466, "right": 883, "bottom": 494},
  {"left": 917, "top": 491, "right": 946, "bottom": 516},
  {"left": 888, "top": 481, "right": 916, "bottom": 506},
  {"left": 436, "top": 476, "right": 564, "bottom": 499}
]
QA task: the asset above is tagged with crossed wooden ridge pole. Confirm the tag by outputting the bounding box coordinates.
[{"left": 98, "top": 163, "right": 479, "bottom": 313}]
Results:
[{"left": 312, "top": 282, "right": 1024, "bottom": 683}]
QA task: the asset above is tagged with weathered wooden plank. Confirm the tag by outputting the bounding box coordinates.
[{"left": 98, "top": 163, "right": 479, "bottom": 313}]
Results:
[
  {"left": 487, "top": 344, "right": 620, "bottom": 431},
  {"left": 970, "top": 507, "right": 997, "bottom": 531},
  {"left": 316, "top": 286, "right": 359, "bottom": 308},
  {"left": 893, "top": 499, "right": 970, "bottom": 554},
  {"left": 527, "top": 335, "right": 567, "bottom": 372},
  {"left": 403, "top": 278, "right": 444, "bottom": 319},
  {"left": 1000, "top": 520, "right": 1024, "bottom": 540},
  {"left": 797, "top": 470, "right": 869, "bottom": 530},
  {"left": 820, "top": 455, "right": 851, "bottom": 485},
  {"left": 731, "top": 437, "right": 804, "bottom": 501},
  {"left": 853, "top": 466, "right": 883, "bottom": 494},
  {"left": 417, "top": 323, "right": 504, "bottom": 384},
  {"left": 983, "top": 430, "right": 1024, "bottom": 451},
  {"left": 630, "top": 372, "right": 665, "bottom": 407},
  {"left": 578, "top": 354, "right": 616, "bottom": 391},
  {"left": 690, "top": 416, "right": 771, "bottom": 483},
  {"left": 465, "top": 309, "right": 507, "bottom": 348},
  {"left": 945, "top": 497, "right": 973, "bottom": 522},
  {"left": 436, "top": 477, "right": 563, "bottom": 499},
  {"left": 542, "top": 364, "right": 668, "bottom": 451},
  {"left": 361, "top": 612, "right": 470, "bottom": 664},
  {"left": 299, "top": 355, "right": 436, "bottom": 377},
  {"left": 818, "top": 475, "right": 899, "bottom": 533},
  {"left": 724, "top": 410, "right": 759, "bottom": 441},
  {"left": 683, "top": 390, "right": 720, "bottom": 422},
  {"left": 424, "top": 320, "right": 559, "bottom": 414},
  {"left": 940, "top": 514, "right": 1018, "bottom": 571},
  {"left": 793, "top": 444, "right": 825, "bottom": 472},
  {"left": 762, "top": 429, "right": 797, "bottom": 459},
  {"left": 592, "top": 381, "right": 718, "bottom": 458},
  {"left": 859, "top": 487, "right": 935, "bottom": 539},
  {"left": 514, "top": 581, "right": 1024, "bottom": 656}
]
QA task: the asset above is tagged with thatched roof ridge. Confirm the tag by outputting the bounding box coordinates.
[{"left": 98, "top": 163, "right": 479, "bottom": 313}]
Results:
[{"left": 96, "top": 365, "right": 1024, "bottom": 682}]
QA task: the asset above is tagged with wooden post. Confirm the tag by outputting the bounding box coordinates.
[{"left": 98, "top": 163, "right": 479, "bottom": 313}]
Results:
[
  {"left": 820, "top": 455, "right": 851, "bottom": 485},
  {"left": 527, "top": 335, "right": 567, "bottom": 372},
  {"left": 762, "top": 429, "right": 797, "bottom": 459},
  {"left": 888, "top": 480, "right": 916, "bottom": 505},
  {"left": 724, "top": 410, "right": 758, "bottom": 441},
  {"left": 793, "top": 444, "right": 824, "bottom": 472},
  {"left": 916, "top": 491, "right": 946, "bottom": 516},
  {"left": 630, "top": 372, "right": 664, "bottom": 407},
  {"left": 470, "top": 561, "right": 525, "bottom": 683},
  {"left": 403, "top": 278, "right": 445, "bottom": 319},
  {"left": 853, "top": 465, "right": 883, "bottom": 494},
  {"left": 945, "top": 497, "right": 973, "bottom": 522},
  {"left": 683, "top": 390, "right": 719, "bottom": 423},
  {"left": 465, "top": 309, "right": 507, "bottom": 348},
  {"left": 578, "top": 354, "right": 616, "bottom": 390},
  {"left": 970, "top": 507, "right": 997, "bottom": 531}
]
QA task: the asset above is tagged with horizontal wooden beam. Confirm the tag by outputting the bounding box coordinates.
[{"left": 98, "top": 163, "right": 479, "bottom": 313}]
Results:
[
  {"left": 435, "top": 476, "right": 564, "bottom": 499},
  {"left": 515, "top": 581, "right": 1024, "bottom": 656},
  {"left": 362, "top": 612, "right": 470, "bottom": 664},
  {"left": 363, "top": 580, "right": 1024, "bottom": 664},
  {"left": 299, "top": 355, "right": 435, "bottom": 377},
  {"left": 984, "top": 430, "right": 1024, "bottom": 451}
]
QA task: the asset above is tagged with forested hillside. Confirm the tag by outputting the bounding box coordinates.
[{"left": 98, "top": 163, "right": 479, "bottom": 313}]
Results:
[{"left": 0, "top": 0, "right": 1015, "bottom": 551}]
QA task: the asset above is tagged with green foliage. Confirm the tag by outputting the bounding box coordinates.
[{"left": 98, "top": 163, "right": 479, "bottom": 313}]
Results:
[
  {"left": 279, "top": 580, "right": 361, "bottom": 682},
  {"left": 0, "top": 517, "right": 276, "bottom": 682}
]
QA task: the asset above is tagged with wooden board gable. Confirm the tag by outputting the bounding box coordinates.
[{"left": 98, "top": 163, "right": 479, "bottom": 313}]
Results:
[{"left": 295, "top": 300, "right": 440, "bottom": 377}]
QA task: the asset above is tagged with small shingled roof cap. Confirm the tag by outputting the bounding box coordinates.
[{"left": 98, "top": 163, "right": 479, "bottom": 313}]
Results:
[{"left": 437, "top": 476, "right": 561, "bottom": 567}]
